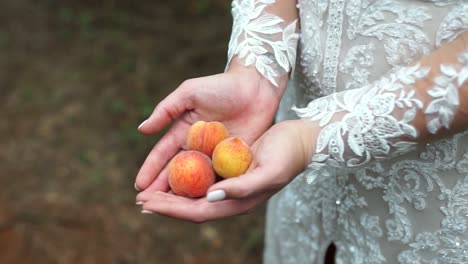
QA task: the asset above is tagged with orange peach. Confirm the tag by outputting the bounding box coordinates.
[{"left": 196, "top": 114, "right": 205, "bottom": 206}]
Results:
[
  {"left": 168, "top": 151, "right": 215, "bottom": 198},
  {"left": 186, "top": 121, "right": 229, "bottom": 157},
  {"left": 212, "top": 137, "right": 253, "bottom": 179}
]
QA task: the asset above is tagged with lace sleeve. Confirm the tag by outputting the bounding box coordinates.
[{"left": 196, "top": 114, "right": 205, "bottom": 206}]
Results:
[
  {"left": 294, "top": 31, "right": 468, "bottom": 184},
  {"left": 226, "top": 0, "right": 299, "bottom": 87}
]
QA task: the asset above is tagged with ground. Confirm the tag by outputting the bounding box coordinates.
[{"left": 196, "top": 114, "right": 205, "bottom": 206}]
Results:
[{"left": 0, "top": 1, "right": 266, "bottom": 263}]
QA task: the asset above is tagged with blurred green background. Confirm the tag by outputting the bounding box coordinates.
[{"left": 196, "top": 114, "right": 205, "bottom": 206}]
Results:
[{"left": 0, "top": 0, "right": 265, "bottom": 263}]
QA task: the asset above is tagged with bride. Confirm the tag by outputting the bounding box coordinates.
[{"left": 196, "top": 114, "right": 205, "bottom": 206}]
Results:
[{"left": 135, "top": 1, "right": 468, "bottom": 263}]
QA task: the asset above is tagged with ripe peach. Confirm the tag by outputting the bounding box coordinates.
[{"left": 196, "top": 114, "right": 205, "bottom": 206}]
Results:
[
  {"left": 168, "top": 151, "right": 215, "bottom": 198},
  {"left": 186, "top": 121, "right": 229, "bottom": 157},
  {"left": 212, "top": 137, "right": 253, "bottom": 179}
]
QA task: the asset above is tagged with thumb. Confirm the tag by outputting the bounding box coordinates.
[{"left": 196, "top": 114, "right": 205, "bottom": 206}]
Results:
[
  {"left": 138, "top": 80, "right": 196, "bottom": 135},
  {"left": 205, "top": 165, "right": 280, "bottom": 202}
]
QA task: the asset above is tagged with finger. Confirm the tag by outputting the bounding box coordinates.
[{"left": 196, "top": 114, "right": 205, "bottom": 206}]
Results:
[
  {"left": 136, "top": 166, "right": 170, "bottom": 203},
  {"left": 206, "top": 165, "right": 284, "bottom": 202},
  {"left": 135, "top": 119, "right": 190, "bottom": 190},
  {"left": 138, "top": 80, "right": 196, "bottom": 135},
  {"left": 140, "top": 191, "right": 269, "bottom": 223}
]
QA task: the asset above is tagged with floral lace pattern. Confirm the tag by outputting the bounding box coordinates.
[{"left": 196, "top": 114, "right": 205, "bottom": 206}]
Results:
[
  {"left": 436, "top": 4, "right": 468, "bottom": 47},
  {"left": 339, "top": 43, "right": 375, "bottom": 90},
  {"left": 226, "top": 0, "right": 299, "bottom": 87},
  {"left": 294, "top": 64, "right": 428, "bottom": 183},
  {"left": 426, "top": 52, "right": 468, "bottom": 133},
  {"left": 294, "top": 49, "right": 468, "bottom": 184},
  {"left": 263, "top": 1, "right": 468, "bottom": 263},
  {"left": 346, "top": 0, "right": 432, "bottom": 67}
]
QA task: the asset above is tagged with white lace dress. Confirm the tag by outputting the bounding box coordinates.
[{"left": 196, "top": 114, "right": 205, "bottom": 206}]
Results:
[{"left": 227, "top": 0, "right": 468, "bottom": 263}]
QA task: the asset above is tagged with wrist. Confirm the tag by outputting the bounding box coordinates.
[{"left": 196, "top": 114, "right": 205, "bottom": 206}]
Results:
[
  {"left": 287, "top": 119, "right": 318, "bottom": 171},
  {"left": 227, "top": 55, "right": 289, "bottom": 102},
  {"left": 299, "top": 120, "right": 319, "bottom": 170}
]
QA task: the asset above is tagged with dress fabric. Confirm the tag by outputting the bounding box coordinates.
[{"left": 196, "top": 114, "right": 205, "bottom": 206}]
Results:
[{"left": 266, "top": 1, "right": 468, "bottom": 263}]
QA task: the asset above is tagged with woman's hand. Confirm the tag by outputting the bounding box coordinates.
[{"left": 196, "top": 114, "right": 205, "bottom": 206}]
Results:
[
  {"left": 136, "top": 120, "right": 315, "bottom": 223},
  {"left": 134, "top": 61, "right": 287, "bottom": 194}
]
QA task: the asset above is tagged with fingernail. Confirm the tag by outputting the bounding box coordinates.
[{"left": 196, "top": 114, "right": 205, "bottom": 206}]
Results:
[
  {"left": 206, "top": 190, "right": 226, "bottom": 202},
  {"left": 136, "top": 201, "right": 144, "bottom": 205},
  {"left": 138, "top": 119, "right": 148, "bottom": 130},
  {"left": 141, "top": 210, "right": 154, "bottom": 214},
  {"left": 134, "top": 182, "right": 141, "bottom": 191}
]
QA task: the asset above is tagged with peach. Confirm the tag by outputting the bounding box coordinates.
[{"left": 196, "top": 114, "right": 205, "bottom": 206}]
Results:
[
  {"left": 168, "top": 151, "right": 215, "bottom": 198},
  {"left": 186, "top": 121, "right": 229, "bottom": 157},
  {"left": 212, "top": 137, "right": 253, "bottom": 179}
]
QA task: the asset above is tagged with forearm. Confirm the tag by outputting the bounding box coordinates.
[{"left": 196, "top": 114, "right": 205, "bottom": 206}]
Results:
[
  {"left": 295, "top": 31, "right": 468, "bottom": 183},
  {"left": 416, "top": 32, "right": 468, "bottom": 139},
  {"left": 226, "top": 0, "right": 299, "bottom": 89}
]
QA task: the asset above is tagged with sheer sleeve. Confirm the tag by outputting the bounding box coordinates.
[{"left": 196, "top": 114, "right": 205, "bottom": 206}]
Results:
[
  {"left": 294, "top": 31, "right": 468, "bottom": 184},
  {"left": 226, "top": 0, "right": 300, "bottom": 87}
]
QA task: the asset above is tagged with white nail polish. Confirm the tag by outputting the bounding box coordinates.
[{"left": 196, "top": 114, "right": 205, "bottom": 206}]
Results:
[
  {"left": 207, "top": 190, "right": 226, "bottom": 202},
  {"left": 141, "top": 210, "right": 154, "bottom": 214},
  {"left": 134, "top": 182, "right": 141, "bottom": 191},
  {"left": 136, "top": 201, "right": 144, "bottom": 205},
  {"left": 138, "top": 119, "right": 148, "bottom": 130}
]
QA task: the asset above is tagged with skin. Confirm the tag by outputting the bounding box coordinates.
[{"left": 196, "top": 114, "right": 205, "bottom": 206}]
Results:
[
  {"left": 134, "top": 0, "right": 300, "bottom": 220},
  {"left": 135, "top": 32, "right": 468, "bottom": 223},
  {"left": 137, "top": 120, "right": 315, "bottom": 223},
  {"left": 134, "top": 58, "right": 288, "bottom": 197}
]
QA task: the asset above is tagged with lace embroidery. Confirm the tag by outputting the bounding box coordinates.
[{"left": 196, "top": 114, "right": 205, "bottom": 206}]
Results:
[
  {"left": 297, "top": 0, "right": 326, "bottom": 87},
  {"left": 457, "top": 153, "right": 468, "bottom": 174},
  {"left": 294, "top": 49, "right": 468, "bottom": 184},
  {"left": 349, "top": 135, "right": 464, "bottom": 261},
  {"left": 397, "top": 165, "right": 468, "bottom": 263},
  {"left": 339, "top": 43, "right": 376, "bottom": 90},
  {"left": 297, "top": 0, "right": 327, "bottom": 78},
  {"left": 294, "top": 0, "right": 329, "bottom": 104},
  {"left": 263, "top": 1, "right": 468, "bottom": 264},
  {"left": 346, "top": 0, "right": 431, "bottom": 67},
  {"left": 426, "top": 52, "right": 468, "bottom": 133},
  {"left": 264, "top": 173, "right": 335, "bottom": 263},
  {"left": 335, "top": 173, "right": 386, "bottom": 263},
  {"left": 226, "top": 0, "right": 299, "bottom": 87},
  {"left": 436, "top": 5, "right": 468, "bottom": 47},
  {"left": 294, "top": 64, "right": 430, "bottom": 183},
  {"left": 429, "top": 0, "right": 466, "bottom": 7},
  {"left": 322, "top": 0, "right": 346, "bottom": 95}
]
